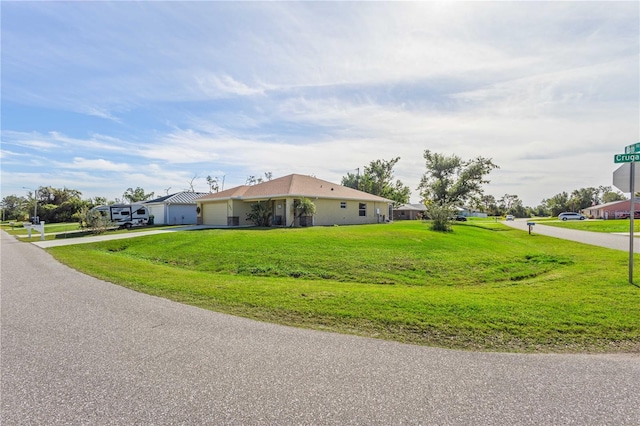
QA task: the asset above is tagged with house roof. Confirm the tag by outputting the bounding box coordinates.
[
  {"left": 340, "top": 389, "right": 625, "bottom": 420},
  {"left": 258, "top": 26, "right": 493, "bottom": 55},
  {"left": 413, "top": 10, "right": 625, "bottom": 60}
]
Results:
[
  {"left": 197, "top": 174, "right": 392, "bottom": 203},
  {"left": 585, "top": 198, "right": 633, "bottom": 210},
  {"left": 394, "top": 203, "right": 427, "bottom": 211},
  {"left": 145, "top": 191, "right": 208, "bottom": 205}
]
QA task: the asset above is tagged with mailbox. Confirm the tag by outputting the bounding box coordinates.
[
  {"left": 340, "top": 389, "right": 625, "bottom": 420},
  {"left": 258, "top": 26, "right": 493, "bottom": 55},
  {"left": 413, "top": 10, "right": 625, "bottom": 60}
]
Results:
[{"left": 526, "top": 222, "right": 535, "bottom": 235}]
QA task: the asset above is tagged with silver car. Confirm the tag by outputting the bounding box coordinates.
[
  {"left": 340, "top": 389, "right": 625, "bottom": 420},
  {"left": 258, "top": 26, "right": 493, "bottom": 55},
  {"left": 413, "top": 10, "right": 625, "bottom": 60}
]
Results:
[{"left": 558, "top": 212, "right": 585, "bottom": 221}]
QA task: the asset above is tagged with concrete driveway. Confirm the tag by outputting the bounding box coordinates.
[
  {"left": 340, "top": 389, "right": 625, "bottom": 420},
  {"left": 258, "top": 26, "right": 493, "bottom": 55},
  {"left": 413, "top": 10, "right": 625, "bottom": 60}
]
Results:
[{"left": 2, "top": 231, "right": 639, "bottom": 424}]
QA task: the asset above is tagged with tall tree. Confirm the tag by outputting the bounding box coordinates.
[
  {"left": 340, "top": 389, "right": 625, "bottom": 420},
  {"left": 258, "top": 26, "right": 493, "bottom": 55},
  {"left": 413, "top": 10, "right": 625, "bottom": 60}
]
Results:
[
  {"left": 206, "top": 176, "right": 219, "bottom": 193},
  {"left": 418, "top": 151, "right": 498, "bottom": 231},
  {"left": 341, "top": 157, "right": 410, "bottom": 206},
  {"left": 541, "top": 192, "right": 570, "bottom": 216},
  {"left": 1, "top": 195, "right": 27, "bottom": 221},
  {"left": 418, "top": 151, "right": 498, "bottom": 206},
  {"left": 499, "top": 194, "right": 520, "bottom": 212},
  {"left": 602, "top": 190, "right": 625, "bottom": 203},
  {"left": 122, "top": 187, "right": 154, "bottom": 203},
  {"left": 570, "top": 187, "right": 600, "bottom": 211},
  {"left": 186, "top": 175, "right": 199, "bottom": 192}
]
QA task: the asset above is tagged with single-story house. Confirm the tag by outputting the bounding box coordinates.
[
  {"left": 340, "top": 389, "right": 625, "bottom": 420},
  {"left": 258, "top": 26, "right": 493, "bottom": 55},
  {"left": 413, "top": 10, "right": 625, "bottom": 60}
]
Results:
[
  {"left": 196, "top": 174, "right": 393, "bottom": 227},
  {"left": 393, "top": 203, "right": 427, "bottom": 220},
  {"left": 145, "top": 191, "right": 208, "bottom": 225},
  {"left": 393, "top": 204, "right": 487, "bottom": 220},
  {"left": 582, "top": 198, "right": 636, "bottom": 219}
]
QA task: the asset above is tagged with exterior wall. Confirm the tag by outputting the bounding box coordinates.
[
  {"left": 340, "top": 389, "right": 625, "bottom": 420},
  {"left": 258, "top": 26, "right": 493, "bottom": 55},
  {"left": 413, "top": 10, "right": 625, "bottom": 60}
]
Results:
[
  {"left": 147, "top": 203, "right": 197, "bottom": 225},
  {"left": 202, "top": 201, "right": 229, "bottom": 226},
  {"left": 230, "top": 200, "right": 254, "bottom": 226},
  {"left": 167, "top": 205, "right": 198, "bottom": 225},
  {"left": 584, "top": 200, "right": 636, "bottom": 219},
  {"left": 147, "top": 204, "right": 165, "bottom": 225},
  {"left": 312, "top": 199, "right": 390, "bottom": 226},
  {"left": 200, "top": 198, "right": 391, "bottom": 227}
]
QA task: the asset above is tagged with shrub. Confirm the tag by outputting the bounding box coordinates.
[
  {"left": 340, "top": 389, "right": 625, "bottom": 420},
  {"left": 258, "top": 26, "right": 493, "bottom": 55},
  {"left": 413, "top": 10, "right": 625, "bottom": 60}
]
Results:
[{"left": 246, "top": 201, "right": 273, "bottom": 227}]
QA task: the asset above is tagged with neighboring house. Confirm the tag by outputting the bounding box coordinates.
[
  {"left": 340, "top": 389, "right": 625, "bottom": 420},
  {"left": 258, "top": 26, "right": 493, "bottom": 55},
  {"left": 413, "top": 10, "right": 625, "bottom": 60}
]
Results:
[
  {"left": 460, "top": 206, "right": 488, "bottom": 218},
  {"left": 144, "top": 191, "right": 208, "bottom": 225},
  {"left": 393, "top": 203, "right": 427, "bottom": 220},
  {"left": 582, "top": 198, "right": 636, "bottom": 219},
  {"left": 196, "top": 174, "right": 393, "bottom": 227},
  {"left": 393, "top": 204, "right": 487, "bottom": 220}
]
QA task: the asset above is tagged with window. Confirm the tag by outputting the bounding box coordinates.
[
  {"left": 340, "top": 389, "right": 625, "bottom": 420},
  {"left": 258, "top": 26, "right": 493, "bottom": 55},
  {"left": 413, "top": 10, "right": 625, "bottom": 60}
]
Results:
[
  {"left": 340, "top": 202, "right": 347, "bottom": 209},
  {"left": 359, "top": 203, "right": 366, "bottom": 217},
  {"left": 136, "top": 209, "right": 146, "bottom": 215}
]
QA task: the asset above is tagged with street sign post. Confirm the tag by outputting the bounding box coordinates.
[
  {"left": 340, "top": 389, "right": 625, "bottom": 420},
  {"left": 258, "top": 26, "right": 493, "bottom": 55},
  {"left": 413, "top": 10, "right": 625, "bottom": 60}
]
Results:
[
  {"left": 613, "top": 142, "right": 640, "bottom": 284},
  {"left": 613, "top": 163, "right": 640, "bottom": 193},
  {"left": 625, "top": 142, "right": 640, "bottom": 154},
  {"left": 614, "top": 153, "right": 640, "bottom": 163},
  {"left": 630, "top": 162, "right": 635, "bottom": 284}
]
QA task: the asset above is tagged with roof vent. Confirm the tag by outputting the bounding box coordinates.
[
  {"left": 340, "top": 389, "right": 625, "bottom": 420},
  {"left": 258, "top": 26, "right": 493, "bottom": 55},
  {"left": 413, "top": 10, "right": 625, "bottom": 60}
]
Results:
[{"left": 331, "top": 188, "right": 334, "bottom": 191}]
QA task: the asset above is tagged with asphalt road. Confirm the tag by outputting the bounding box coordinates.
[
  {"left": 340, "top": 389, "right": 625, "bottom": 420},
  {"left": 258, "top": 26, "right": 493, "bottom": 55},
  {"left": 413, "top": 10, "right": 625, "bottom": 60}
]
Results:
[
  {"left": 502, "top": 218, "right": 640, "bottom": 252},
  {"left": 2, "top": 231, "right": 640, "bottom": 425}
]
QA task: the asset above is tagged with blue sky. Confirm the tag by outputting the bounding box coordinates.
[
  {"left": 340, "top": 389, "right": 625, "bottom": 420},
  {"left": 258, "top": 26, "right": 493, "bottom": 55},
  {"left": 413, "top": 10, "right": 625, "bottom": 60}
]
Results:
[{"left": 1, "top": 1, "right": 638, "bottom": 206}]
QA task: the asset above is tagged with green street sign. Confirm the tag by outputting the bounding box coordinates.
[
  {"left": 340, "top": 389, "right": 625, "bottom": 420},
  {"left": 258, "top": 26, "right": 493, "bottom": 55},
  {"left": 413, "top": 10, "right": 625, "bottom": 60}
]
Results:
[
  {"left": 615, "top": 153, "right": 640, "bottom": 163},
  {"left": 625, "top": 142, "right": 640, "bottom": 154}
]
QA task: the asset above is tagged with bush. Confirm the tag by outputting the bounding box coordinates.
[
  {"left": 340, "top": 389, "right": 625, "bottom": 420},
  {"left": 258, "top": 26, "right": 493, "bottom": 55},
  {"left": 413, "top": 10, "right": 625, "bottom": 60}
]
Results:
[
  {"left": 79, "top": 207, "right": 115, "bottom": 234},
  {"left": 246, "top": 201, "right": 273, "bottom": 227},
  {"left": 425, "top": 204, "right": 454, "bottom": 232}
]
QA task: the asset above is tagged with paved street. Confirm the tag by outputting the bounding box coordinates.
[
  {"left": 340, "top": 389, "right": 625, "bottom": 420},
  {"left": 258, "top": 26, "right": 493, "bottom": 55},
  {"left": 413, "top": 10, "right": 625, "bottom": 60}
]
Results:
[
  {"left": 2, "top": 230, "right": 639, "bottom": 424},
  {"left": 502, "top": 219, "right": 640, "bottom": 252}
]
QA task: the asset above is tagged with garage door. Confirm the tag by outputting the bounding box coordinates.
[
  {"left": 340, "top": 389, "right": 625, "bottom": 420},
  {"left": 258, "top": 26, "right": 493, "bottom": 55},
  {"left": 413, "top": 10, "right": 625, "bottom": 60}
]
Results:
[{"left": 202, "top": 202, "right": 228, "bottom": 226}]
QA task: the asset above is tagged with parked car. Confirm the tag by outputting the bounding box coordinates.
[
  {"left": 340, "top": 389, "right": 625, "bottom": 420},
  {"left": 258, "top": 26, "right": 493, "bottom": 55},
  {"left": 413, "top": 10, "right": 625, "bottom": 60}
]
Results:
[
  {"left": 617, "top": 211, "right": 640, "bottom": 219},
  {"left": 505, "top": 215, "right": 515, "bottom": 221},
  {"left": 558, "top": 212, "right": 585, "bottom": 221},
  {"left": 455, "top": 215, "right": 468, "bottom": 222}
]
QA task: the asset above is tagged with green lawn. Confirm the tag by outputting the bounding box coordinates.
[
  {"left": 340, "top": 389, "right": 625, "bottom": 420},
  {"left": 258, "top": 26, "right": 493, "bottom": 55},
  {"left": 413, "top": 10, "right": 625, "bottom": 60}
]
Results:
[
  {"left": 47, "top": 221, "right": 640, "bottom": 353},
  {"left": 2, "top": 222, "right": 177, "bottom": 241},
  {"left": 1, "top": 222, "right": 81, "bottom": 235},
  {"left": 530, "top": 218, "right": 640, "bottom": 233}
]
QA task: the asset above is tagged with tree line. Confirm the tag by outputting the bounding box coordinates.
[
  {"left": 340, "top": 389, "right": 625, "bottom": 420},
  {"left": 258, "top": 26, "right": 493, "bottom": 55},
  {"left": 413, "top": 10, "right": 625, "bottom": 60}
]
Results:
[
  {"left": 2, "top": 154, "right": 625, "bottom": 225},
  {"left": 339, "top": 152, "right": 625, "bottom": 230},
  {"left": 0, "top": 186, "right": 155, "bottom": 223}
]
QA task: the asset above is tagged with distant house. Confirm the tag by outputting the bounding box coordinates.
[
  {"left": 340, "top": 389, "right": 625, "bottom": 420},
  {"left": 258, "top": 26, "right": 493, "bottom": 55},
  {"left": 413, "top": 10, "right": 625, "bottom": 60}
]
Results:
[
  {"left": 196, "top": 174, "right": 392, "bottom": 227},
  {"left": 393, "top": 203, "right": 427, "bottom": 220},
  {"left": 144, "top": 191, "right": 208, "bottom": 225},
  {"left": 582, "top": 198, "right": 635, "bottom": 219}
]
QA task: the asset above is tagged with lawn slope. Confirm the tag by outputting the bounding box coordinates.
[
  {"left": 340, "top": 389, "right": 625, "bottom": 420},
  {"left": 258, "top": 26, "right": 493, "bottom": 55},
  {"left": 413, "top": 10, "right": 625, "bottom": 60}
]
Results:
[{"left": 48, "top": 221, "right": 640, "bottom": 353}]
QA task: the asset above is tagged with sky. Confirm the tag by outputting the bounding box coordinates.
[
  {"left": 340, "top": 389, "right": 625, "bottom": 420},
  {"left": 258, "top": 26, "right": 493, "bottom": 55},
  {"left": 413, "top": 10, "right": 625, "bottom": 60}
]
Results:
[{"left": 1, "top": 1, "right": 638, "bottom": 207}]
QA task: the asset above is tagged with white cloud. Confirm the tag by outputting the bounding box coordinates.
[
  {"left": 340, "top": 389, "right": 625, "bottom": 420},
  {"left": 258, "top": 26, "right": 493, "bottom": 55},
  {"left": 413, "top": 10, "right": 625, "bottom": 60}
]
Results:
[
  {"left": 1, "top": 2, "right": 637, "bottom": 206},
  {"left": 67, "top": 157, "right": 132, "bottom": 172}
]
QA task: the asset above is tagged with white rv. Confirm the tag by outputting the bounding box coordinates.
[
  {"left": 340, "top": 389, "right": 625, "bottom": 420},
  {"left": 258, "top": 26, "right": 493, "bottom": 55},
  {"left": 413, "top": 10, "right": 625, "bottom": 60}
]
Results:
[{"left": 91, "top": 204, "right": 150, "bottom": 228}]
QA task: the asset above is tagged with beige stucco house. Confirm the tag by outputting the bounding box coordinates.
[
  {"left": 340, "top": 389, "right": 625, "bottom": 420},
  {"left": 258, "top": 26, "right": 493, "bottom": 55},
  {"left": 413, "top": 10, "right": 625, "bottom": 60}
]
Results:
[{"left": 196, "top": 174, "right": 393, "bottom": 227}]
